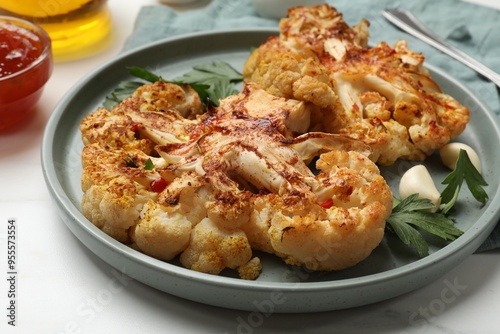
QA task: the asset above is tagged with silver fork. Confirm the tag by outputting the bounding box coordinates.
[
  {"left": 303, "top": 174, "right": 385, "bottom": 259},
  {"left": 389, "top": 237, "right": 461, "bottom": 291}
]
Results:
[{"left": 383, "top": 8, "right": 500, "bottom": 88}]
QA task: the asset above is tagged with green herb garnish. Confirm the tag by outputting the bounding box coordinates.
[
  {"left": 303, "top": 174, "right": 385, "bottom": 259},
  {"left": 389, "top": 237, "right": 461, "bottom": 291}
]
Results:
[
  {"left": 103, "top": 62, "right": 243, "bottom": 110},
  {"left": 386, "top": 195, "right": 463, "bottom": 257},
  {"left": 127, "top": 66, "right": 161, "bottom": 82},
  {"left": 174, "top": 61, "right": 243, "bottom": 83},
  {"left": 144, "top": 158, "right": 154, "bottom": 171},
  {"left": 172, "top": 61, "right": 242, "bottom": 106},
  {"left": 386, "top": 149, "right": 488, "bottom": 257},
  {"left": 440, "top": 149, "right": 488, "bottom": 214}
]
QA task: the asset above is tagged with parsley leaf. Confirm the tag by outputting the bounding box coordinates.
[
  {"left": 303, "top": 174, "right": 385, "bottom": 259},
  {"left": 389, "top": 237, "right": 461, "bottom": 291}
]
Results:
[
  {"left": 127, "top": 66, "right": 161, "bottom": 82},
  {"left": 387, "top": 148, "right": 488, "bottom": 256},
  {"left": 176, "top": 61, "right": 243, "bottom": 83},
  {"left": 173, "top": 61, "right": 243, "bottom": 106},
  {"left": 386, "top": 194, "right": 464, "bottom": 257},
  {"left": 440, "top": 149, "right": 488, "bottom": 214},
  {"left": 182, "top": 77, "right": 239, "bottom": 106},
  {"left": 103, "top": 62, "right": 243, "bottom": 110},
  {"left": 144, "top": 158, "right": 154, "bottom": 170}
]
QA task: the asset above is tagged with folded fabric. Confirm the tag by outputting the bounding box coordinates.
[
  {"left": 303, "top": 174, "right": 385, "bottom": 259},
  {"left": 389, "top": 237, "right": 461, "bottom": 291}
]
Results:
[{"left": 123, "top": 0, "right": 500, "bottom": 252}]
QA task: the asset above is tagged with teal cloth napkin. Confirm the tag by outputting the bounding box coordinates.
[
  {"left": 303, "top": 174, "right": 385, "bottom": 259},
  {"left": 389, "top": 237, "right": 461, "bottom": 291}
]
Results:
[{"left": 123, "top": 0, "right": 500, "bottom": 252}]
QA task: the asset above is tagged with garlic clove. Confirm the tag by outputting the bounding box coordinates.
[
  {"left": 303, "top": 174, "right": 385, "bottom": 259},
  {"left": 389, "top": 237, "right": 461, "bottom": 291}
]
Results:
[
  {"left": 399, "top": 165, "right": 441, "bottom": 212},
  {"left": 439, "top": 142, "right": 481, "bottom": 173}
]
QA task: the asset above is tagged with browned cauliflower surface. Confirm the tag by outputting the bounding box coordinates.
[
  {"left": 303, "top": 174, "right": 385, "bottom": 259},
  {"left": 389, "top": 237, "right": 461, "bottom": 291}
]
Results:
[
  {"left": 80, "top": 81, "right": 393, "bottom": 279},
  {"left": 243, "top": 4, "right": 470, "bottom": 165}
]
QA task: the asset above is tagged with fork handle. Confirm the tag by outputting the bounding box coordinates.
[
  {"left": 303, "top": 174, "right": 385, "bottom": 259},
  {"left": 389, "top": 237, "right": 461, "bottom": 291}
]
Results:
[{"left": 383, "top": 8, "right": 500, "bottom": 88}]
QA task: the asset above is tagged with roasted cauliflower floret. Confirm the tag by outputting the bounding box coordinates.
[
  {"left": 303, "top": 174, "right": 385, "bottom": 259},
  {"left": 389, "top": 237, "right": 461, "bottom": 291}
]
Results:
[
  {"left": 278, "top": 3, "right": 369, "bottom": 57},
  {"left": 243, "top": 149, "right": 392, "bottom": 271},
  {"left": 80, "top": 107, "right": 155, "bottom": 154},
  {"left": 158, "top": 172, "right": 210, "bottom": 224},
  {"left": 180, "top": 218, "right": 259, "bottom": 279},
  {"left": 243, "top": 42, "right": 336, "bottom": 109},
  {"left": 133, "top": 81, "right": 204, "bottom": 118},
  {"left": 131, "top": 200, "right": 192, "bottom": 261},
  {"left": 219, "top": 82, "right": 312, "bottom": 136},
  {"left": 270, "top": 203, "right": 387, "bottom": 271},
  {"left": 241, "top": 196, "right": 279, "bottom": 254},
  {"left": 329, "top": 41, "right": 469, "bottom": 164},
  {"left": 243, "top": 4, "right": 470, "bottom": 165},
  {"left": 81, "top": 144, "right": 159, "bottom": 243},
  {"left": 81, "top": 175, "right": 156, "bottom": 243}
]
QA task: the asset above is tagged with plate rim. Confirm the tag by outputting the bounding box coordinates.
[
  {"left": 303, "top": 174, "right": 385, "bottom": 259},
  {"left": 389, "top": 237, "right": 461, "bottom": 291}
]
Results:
[{"left": 41, "top": 28, "right": 500, "bottom": 311}]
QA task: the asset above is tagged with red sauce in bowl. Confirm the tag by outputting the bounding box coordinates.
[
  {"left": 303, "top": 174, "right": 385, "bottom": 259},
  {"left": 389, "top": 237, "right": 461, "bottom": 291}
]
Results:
[
  {"left": 0, "top": 18, "right": 52, "bottom": 131},
  {"left": 0, "top": 23, "right": 44, "bottom": 77}
]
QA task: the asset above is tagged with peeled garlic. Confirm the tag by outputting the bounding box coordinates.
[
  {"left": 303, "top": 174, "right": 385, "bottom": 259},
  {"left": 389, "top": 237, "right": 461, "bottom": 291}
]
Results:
[
  {"left": 399, "top": 165, "right": 441, "bottom": 212},
  {"left": 439, "top": 142, "right": 481, "bottom": 173}
]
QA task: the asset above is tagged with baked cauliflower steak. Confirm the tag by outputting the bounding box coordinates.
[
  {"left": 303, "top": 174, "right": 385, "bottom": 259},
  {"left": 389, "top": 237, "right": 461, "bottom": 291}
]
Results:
[
  {"left": 80, "top": 80, "right": 393, "bottom": 279},
  {"left": 243, "top": 4, "right": 470, "bottom": 165}
]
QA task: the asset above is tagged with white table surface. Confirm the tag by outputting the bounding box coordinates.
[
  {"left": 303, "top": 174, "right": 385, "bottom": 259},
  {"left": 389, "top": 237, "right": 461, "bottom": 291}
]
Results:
[{"left": 1, "top": 0, "right": 500, "bottom": 333}]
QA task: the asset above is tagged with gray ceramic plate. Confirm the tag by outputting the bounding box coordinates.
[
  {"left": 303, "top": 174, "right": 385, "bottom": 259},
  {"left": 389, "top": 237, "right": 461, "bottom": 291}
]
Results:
[{"left": 41, "top": 29, "right": 500, "bottom": 313}]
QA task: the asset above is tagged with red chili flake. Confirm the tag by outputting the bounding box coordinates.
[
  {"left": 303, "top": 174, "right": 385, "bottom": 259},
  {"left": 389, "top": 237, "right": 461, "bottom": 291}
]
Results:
[
  {"left": 352, "top": 103, "right": 360, "bottom": 111},
  {"left": 150, "top": 178, "right": 168, "bottom": 193},
  {"left": 190, "top": 129, "right": 201, "bottom": 140},
  {"left": 320, "top": 198, "right": 334, "bottom": 209},
  {"left": 131, "top": 123, "right": 141, "bottom": 139}
]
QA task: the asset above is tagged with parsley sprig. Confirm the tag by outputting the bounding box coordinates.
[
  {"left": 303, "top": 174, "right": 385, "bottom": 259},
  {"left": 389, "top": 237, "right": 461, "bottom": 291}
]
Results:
[
  {"left": 174, "top": 62, "right": 243, "bottom": 104},
  {"left": 144, "top": 158, "right": 154, "bottom": 171},
  {"left": 440, "top": 149, "right": 488, "bottom": 214},
  {"left": 103, "top": 62, "right": 243, "bottom": 110},
  {"left": 386, "top": 149, "right": 488, "bottom": 257},
  {"left": 387, "top": 195, "right": 463, "bottom": 257}
]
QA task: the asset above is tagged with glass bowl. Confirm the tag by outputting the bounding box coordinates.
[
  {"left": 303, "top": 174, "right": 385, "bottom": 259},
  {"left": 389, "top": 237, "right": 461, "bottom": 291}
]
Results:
[{"left": 0, "top": 16, "right": 53, "bottom": 131}]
